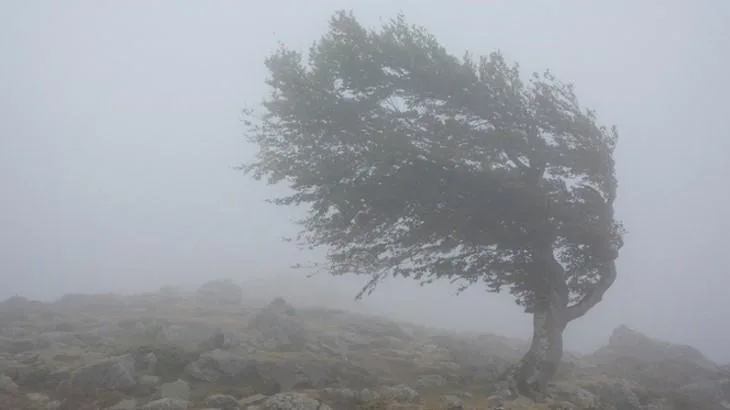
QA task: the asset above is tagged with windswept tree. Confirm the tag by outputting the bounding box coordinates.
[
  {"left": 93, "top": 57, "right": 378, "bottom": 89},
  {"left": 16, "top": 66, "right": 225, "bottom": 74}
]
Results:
[{"left": 242, "top": 11, "right": 624, "bottom": 398}]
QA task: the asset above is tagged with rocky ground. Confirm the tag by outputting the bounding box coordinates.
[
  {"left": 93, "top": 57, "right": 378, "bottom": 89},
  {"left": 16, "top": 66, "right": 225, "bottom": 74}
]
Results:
[{"left": 0, "top": 279, "right": 728, "bottom": 410}]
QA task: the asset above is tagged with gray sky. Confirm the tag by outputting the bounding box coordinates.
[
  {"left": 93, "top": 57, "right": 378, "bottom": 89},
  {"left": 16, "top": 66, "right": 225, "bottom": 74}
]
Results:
[{"left": 1, "top": 1, "right": 729, "bottom": 362}]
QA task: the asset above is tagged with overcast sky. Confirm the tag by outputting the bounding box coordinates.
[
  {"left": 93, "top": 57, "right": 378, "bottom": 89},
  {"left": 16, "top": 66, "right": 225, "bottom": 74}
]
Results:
[{"left": 1, "top": 1, "right": 729, "bottom": 362}]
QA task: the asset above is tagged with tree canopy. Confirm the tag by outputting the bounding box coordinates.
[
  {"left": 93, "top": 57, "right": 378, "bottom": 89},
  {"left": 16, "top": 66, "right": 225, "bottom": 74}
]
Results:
[{"left": 243, "top": 11, "right": 624, "bottom": 318}]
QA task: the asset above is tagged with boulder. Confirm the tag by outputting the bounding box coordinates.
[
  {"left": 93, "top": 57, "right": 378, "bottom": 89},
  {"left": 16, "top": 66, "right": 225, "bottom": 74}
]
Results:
[
  {"left": 249, "top": 298, "right": 307, "bottom": 351},
  {"left": 68, "top": 354, "right": 136, "bottom": 392},
  {"left": 184, "top": 349, "right": 264, "bottom": 387},
  {"left": 588, "top": 325, "right": 723, "bottom": 394},
  {"left": 592, "top": 325, "right": 717, "bottom": 370}
]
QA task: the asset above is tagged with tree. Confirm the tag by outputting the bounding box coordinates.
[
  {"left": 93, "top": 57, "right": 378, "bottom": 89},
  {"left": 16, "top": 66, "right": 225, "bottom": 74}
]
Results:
[{"left": 242, "top": 11, "right": 624, "bottom": 399}]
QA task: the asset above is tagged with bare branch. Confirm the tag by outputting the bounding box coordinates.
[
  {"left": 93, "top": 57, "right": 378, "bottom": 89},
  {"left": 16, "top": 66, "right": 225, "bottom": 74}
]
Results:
[{"left": 566, "top": 260, "right": 616, "bottom": 321}]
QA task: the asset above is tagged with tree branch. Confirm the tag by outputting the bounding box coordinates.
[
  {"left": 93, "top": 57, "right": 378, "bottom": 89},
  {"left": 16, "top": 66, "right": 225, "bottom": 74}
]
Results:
[
  {"left": 524, "top": 235, "right": 570, "bottom": 313},
  {"left": 566, "top": 260, "right": 616, "bottom": 322}
]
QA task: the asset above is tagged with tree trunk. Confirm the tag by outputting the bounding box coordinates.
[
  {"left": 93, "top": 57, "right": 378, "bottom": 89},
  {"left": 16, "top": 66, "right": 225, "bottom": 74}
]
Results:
[{"left": 503, "top": 303, "right": 568, "bottom": 401}]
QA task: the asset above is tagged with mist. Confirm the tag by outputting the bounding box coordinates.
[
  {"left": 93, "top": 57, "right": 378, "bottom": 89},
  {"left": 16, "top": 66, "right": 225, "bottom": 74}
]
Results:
[{"left": 1, "top": 0, "right": 729, "bottom": 364}]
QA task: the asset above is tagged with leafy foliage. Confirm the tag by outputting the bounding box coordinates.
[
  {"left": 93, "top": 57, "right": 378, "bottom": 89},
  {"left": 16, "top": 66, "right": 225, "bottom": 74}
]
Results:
[{"left": 243, "top": 11, "right": 624, "bottom": 311}]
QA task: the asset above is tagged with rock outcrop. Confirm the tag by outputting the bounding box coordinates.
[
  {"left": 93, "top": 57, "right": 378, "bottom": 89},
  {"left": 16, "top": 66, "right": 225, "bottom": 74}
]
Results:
[
  {"left": 0, "top": 288, "right": 727, "bottom": 409},
  {"left": 591, "top": 324, "right": 717, "bottom": 370},
  {"left": 586, "top": 325, "right": 729, "bottom": 409}
]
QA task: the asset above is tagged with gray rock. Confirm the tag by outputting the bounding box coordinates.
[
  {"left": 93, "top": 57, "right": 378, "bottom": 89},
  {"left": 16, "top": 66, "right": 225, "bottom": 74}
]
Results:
[
  {"left": 140, "top": 398, "right": 191, "bottom": 410},
  {"left": 592, "top": 325, "right": 718, "bottom": 370},
  {"left": 0, "top": 374, "right": 18, "bottom": 393},
  {"left": 319, "top": 386, "right": 383, "bottom": 407},
  {"left": 379, "top": 384, "right": 420, "bottom": 403},
  {"left": 597, "top": 380, "right": 642, "bottom": 410},
  {"left": 0, "top": 336, "right": 49, "bottom": 354},
  {"left": 106, "top": 398, "right": 137, "bottom": 410},
  {"left": 442, "top": 395, "right": 464, "bottom": 410},
  {"left": 414, "top": 374, "right": 447, "bottom": 389},
  {"left": 198, "top": 330, "right": 226, "bottom": 351},
  {"left": 46, "top": 401, "right": 61, "bottom": 410},
  {"left": 49, "top": 367, "right": 71, "bottom": 384},
  {"left": 645, "top": 398, "right": 674, "bottom": 410},
  {"left": 252, "top": 358, "right": 338, "bottom": 391},
  {"left": 26, "top": 392, "right": 50, "bottom": 405},
  {"left": 358, "top": 388, "right": 380, "bottom": 403},
  {"left": 204, "top": 393, "right": 241, "bottom": 410},
  {"left": 159, "top": 322, "right": 222, "bottom": 349},
  {"left": 69, "top": 354, "right": 136, "bottom": 391},
  {"left": 142, "top": 352, "right": 158, "bottom": 373},
  {"left": 160, "top": 379, "right": 190, "bottom": 401},
  {"left": 239, "top": 394, "right": 268, "bottom": 406},
  {"left": 140, "top": 374, "right": 160, "bottom": 386},
  {"left": 184, "top": 349, "right": 255, "bottom": 383},
  {"left": 38, "top": 331, "right": 84, "bottom": 347},
  {"left": 675, "top": 378, "right": 730, "bottom": 409},
  {"left": 321, "top": 387, "right": 356, "bottom": 403},
  {"left": 260, "top": 392, "right": 330, "bottom": 410},
  {"left": 247, "top": 298, "right": 307, "bottom": 351}
]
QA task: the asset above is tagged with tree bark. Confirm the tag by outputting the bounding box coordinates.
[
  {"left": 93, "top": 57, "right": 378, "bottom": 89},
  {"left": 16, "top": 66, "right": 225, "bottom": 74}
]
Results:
[
  {"left": 493, "top": 221, "right": 621, "bottom": 400},
  {"left": 501, "top": 236, "right": 571, "bottom": 399},
  {"left": 506, "top": 302, "right": 568, "bottom": 401},
  {"left": 498, "top": 261, "right": 618, "bottom": 400}
]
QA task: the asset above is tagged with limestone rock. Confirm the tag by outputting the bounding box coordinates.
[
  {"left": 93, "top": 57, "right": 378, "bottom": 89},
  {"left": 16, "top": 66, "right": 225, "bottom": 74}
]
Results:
[
  {"left": 204, "top": 393, "right": 241, "bottom": 410},
  {"left": 593, "top": 325, "right": 717, "bottom": 370},
  {"left": 441, "top": 394, "right": 464, "bottom": 409},
  {"left": 69, "top": 354, "right": 136, "bottom": 391},
  {"left": 160, "top": 379, "right": 190, "bottom": 401},
  {"left": 184, "top": 349, "right": 255, "bottom": 383},
  {"left": 140, "top": 398, "right": 191, "bottom": 410},
  {"left": 0, "top": 374, "right": 18, "bottom": 393},
  {"left": 379, "top": 384, "right": 419, "bottom": 403},
  {"left": 259, "top": 392, "right": 330, "bottom": 410},
  {"left": 674, "top": 378, "right": 730, "bottom": 409}
]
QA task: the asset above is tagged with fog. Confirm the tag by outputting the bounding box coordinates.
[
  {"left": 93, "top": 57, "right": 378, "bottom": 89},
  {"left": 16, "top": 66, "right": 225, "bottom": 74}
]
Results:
[{"left": 1, "top": 1, "right": 728, "bottom": 363}]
